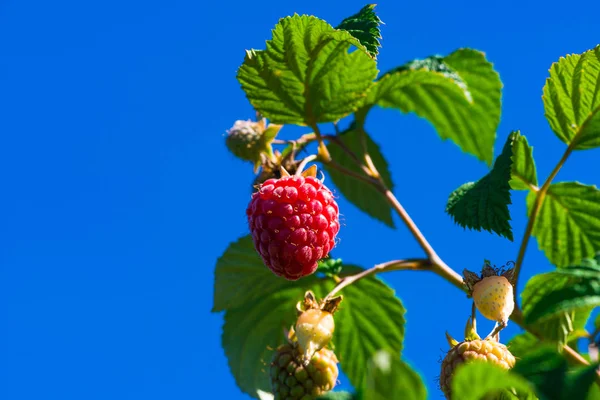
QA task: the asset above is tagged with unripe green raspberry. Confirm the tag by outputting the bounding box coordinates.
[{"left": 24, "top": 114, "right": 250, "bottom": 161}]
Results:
[
  {"left": 296, "top": 308, "right": 335, "bottom": 361},
  {"left": 270, "top": 342, "right": 339, "bottom": 400},
  {"left": 463, "top": 261, "right": 516, "bottom": 324},
  {"left": 225, "top": 119, "right": 265, "bottom": 163},
  {"left": 473, "top": 276, "right": 514, "bottom": 323}
]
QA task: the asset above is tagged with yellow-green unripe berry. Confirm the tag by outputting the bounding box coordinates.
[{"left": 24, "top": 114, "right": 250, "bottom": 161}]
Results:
[
  {"left": 472, "top": 276, "right": 514, "bottom": 323},
  {"left": 295, "top": 309, "right": 335, "bottom": 362}
]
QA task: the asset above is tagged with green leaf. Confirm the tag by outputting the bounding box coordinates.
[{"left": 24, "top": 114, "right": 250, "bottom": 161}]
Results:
[
  {"left": 335, "top": 4, "right": 382, "bottom": 58},
  {"left": 510, "top": 131, "right": 539, "bottom": 191},
  {"left": 451, "top": 362, "right": 535, "bottom": 400},
  {"left": 527, "top": 182, "right": 600, "bottom": 267},
  {"left": 520, "top": 263, "right": 596, "bottom": 347},
  {"left": 214, "top": 237, "right": 405, "bottom": 397},
  {"left": 543, "top": 45, "right": 600, "bottom": 150},
  {"left": 237, "top": 15, "right": 378, "bottom": 126},
  {"left": 522, "top": 260, "right": 600, "bottom": 325},
  {"left": 587, "top": 382, "right": 600, "bottom": 400},
  {"left": 564, "top": 363, "right": 600, "bottom": 399},
  {"left": 568, "top": 306, "right": 595, "bottom": 342},
  {"left": 512, "top": 347, "right": 567, "bottom": 400},
  {"left": 364, "top": 49, "right": 501, "bottom": 165},
  {"left": 325, "top": 128, "right": 395, "bottom": 227},
  {"left": 512, "top": 347, "right": 599, "bottom": 400},
  {"left": 391, "top": 55, "right": 470, "bottom": 94},
  {"left": 509, "top": 308, "right": 592, "bottom": 353},
  {"left": 445, "top": 132, "right": 515, "bottom": 240},
  {"left": 212, "top": 235, "right": 294, "bottom": 312},
  {"left": 534, "top": 313, "right": 576, "bottom": 348},
  {"left": 363, "top": 350, "right": 427, "bottom": 400},
  {"left": 507, "top": 332, "right": 543, "bottom": 360},
  {"left": 317, "top": 392, "right": 356, "bottom": 400}
]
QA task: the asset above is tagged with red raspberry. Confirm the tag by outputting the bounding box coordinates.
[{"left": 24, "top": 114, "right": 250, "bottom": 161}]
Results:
[{"left": 247, "top": 174, "right": 340, "bottom": 280}]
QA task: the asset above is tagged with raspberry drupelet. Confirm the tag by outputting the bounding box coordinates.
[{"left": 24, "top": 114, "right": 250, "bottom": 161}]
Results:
[{"left": 247, "top": 173, "right": 340, "bottom": 280}]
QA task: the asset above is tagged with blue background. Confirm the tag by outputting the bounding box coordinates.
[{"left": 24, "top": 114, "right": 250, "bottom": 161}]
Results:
[{"left": 1, "top": 0, "right": 599, "bottom": 398}]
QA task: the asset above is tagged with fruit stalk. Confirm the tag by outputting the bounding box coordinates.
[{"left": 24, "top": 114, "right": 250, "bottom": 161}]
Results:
[
  {"left": 324, "top": 259, "right": 430, "bottom": 300},
  {"left": 513, "top": 141, "right": 575, "bottom": 289}
]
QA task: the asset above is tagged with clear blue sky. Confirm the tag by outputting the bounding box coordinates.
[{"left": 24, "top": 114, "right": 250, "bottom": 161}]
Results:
[{"left": 1, "top": 1, "right": 599, "bottom": 399}]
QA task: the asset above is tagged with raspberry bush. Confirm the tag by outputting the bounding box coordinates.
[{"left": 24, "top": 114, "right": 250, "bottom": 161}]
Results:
[{"left": 213, "top": 4, "right": 600, "bottom": 399}]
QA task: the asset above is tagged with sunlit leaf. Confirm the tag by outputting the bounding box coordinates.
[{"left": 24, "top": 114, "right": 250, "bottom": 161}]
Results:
[
  {"left": 510, "top": 131, "right": 538, "bottom": 191},
  {"left": 364, "top": 49, "right": 501, "bottom": 164},
  {"left": 543, "top": 45, "right": 600, "bottom": 149},
  {"left": 528, "top": 182, "right": 600, "bottom": 267},
  {"left": 363, "top": 350, "right": 426, "bottom": 400},
  {"left": 451, "top": 362, "right": 535, "bottom": 400},
  {"left": 522, "top": 259, "right": 600, "bottom": 325},
  {"left": 237, "top": 15, "right": 377, "bottom": 125}
]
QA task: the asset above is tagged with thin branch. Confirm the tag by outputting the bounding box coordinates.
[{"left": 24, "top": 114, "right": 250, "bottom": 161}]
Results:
[
  {"left": 513, "top": 142, "right": 575, "bottom": 288},
  {"left": 322, "top": 135, "right": 362, "bottom": 164},
  {"left": 382, "top": 189, "right": 444, "bottom": 264},
  {"left": 356, "top": 127, "right": 381, "bottom": 180},
  {"left": 564, "top": 346, "right": 600, "bottom": 384},
  {"left": 311, "top": 124, "right": 332, "bottom": 162},
  {"left": 323, "top": 158, "right": 381, "bottom": 187},
  {"left": 485, "top": 321, "right": 507, "bottom": 341},
  {"left": 295, "top": 155, "right": 318, "bottom": 176},
  {"left": 324, "top": 259, "right": 431, "bottom": 300}
]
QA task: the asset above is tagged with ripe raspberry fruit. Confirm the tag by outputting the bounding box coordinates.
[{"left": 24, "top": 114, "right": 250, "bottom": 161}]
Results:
[
  {"left": 464, "top": 261, "right": 515, "bottom": 325},
  {"left": 247, "top": 168, "right": 340, "bottom": 280},
  {"left": 270, "top": 342, "right": 339, "bottom": 400},
  {"left": 440, "top": 331, "right": 515, "bottom": 399}
]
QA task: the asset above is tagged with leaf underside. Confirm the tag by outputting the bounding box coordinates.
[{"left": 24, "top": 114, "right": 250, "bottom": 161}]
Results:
[
  {"left": 335, "top": 4, "right": 383, "bottom": 58},
  {"left": 445, "top": 132, "right": 515, "bottom": 240}
]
